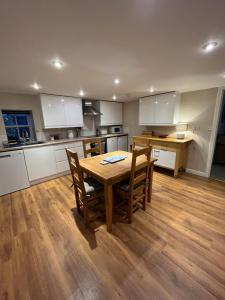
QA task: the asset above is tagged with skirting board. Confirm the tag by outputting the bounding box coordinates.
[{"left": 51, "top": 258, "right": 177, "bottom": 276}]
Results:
[
  {"left": 186, "top": 168, "right": 208, "bottom": 178},
  {"left": 30, "top": 171, "right": 70, "bottom": 186}
]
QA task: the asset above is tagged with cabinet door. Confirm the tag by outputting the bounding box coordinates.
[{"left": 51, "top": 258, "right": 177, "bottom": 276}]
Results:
[
  {"left": 64, "top": 97, "right": 84, "bottom": 127},
  {"left": 117, "top": 136, "right": 128, "bottom": 151},
  {"left": 100, "top": 101, "right": 123, "bottom": 125},
  {"left": 106, "top": 137, "right": 118, "bottom": 152},
  {"left": 152, "top": 148, "right": 176, "bottom": 169},
  {"left": 139, "top": 97, "right": 156, "bottom": 125},
  {"left": 113, "top": 102, "right": 123, "bottom": 124},
  {"left": 24, "top": 146, "right": 57, "bottom": 181},
  {"left": 155, "top": 94, "right": 176, "bottom": 124},
  {"left": 41, "top": 95, "right": 66, "bottom": 128}
]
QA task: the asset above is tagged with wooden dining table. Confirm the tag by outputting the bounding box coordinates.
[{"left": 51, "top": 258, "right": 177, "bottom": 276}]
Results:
[{"left": 79, "top": 150, "right": 156, "bottom": 232}]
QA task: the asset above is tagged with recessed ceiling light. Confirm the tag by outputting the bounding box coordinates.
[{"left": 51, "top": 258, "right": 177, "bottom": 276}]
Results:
[
  {"left": 223, "top": 73, "right": 225, "bottom": 78},
  {"left": 149, "top": 87, "right": 154, "bottom": 93},
  {"left": 79, "top": 89, "right": 85, "bottom": 97},
  {"left": 202, "top": 41, "right": 218, "bottom": 52},
  {"left": 31, "top": 82, "right": 41, "bottom": 90},
  {"left": 112, "top": 95, "right": 117, "bottom": 100},
  {"left": 114, "top": 78, "right": 120, "bottom": 85},
  {"left": 51, "top": 58, "right": 64, "bottom": 69}
]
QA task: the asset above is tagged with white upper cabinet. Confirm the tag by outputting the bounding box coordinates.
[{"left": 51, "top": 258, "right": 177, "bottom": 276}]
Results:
[
  {"left": 139, "top": 96, "right": 156, "bottom": 124},
  {"left": 40, "top": 94, "right": 83, "bottom": 128},
  {"left": 64, "top": 97, "right": 83, "bottom": 127},
  {"left": 41, "top": 94, "right": 66, "bottom": 128},
  {"left": 139, "top": 93, "right": 180, "bottom": 125},
  {"left": 98, "top": 101, "right": 123, "bottom": 126}
]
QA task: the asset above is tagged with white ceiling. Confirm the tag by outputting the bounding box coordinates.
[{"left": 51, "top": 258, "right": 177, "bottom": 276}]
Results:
[{"left": 0, "top": 0, "right": 225, "bottom": 101}]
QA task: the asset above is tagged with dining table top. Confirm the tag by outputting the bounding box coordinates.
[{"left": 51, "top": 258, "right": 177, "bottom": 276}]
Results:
[{"left": 79, "top": 150, "right": 156, "bottom": 184}]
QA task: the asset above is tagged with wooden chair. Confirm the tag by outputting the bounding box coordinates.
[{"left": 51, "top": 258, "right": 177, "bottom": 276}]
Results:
[
  {"left": 83, "top": 138, "right": 102, "bottom": 158},
  {"left": 132, "top": 136, "right": 151, "bottom": 151},
  {"left": 114, "top": 147, "right": 152, "bottom": 223},
  {"left": 66, "top": 149, "right": 104, "bottom": 226}
]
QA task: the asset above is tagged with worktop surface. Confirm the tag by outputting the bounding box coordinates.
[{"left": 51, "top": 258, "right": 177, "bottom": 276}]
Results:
[
  {"left": 135, "top": 135, "right": 193, "bottom": 144},
  {"left": 0, "top": 133, "right": 128, "bottom": 152}
]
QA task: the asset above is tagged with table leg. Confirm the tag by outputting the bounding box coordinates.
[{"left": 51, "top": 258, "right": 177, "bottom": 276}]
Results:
[
  {"left": 148, "top": 164, "right": 154, "bottom": 203},
  {"left": 104, "top": 183, "right": 113, "bottom": 232}
]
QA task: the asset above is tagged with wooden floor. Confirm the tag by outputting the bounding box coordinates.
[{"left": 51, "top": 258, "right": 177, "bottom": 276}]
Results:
[{"left": 1, "top": 171, "right": 225, "bottom": 300}]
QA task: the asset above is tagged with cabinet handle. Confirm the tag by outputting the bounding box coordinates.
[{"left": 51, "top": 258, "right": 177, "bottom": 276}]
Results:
[{"left": 0, "top": 154, "right": 11, "bottom": 159}]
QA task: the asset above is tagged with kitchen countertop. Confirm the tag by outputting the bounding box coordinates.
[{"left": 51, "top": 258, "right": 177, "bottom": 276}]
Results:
[
  {"left": 0, "top": 133, "right": 128, "bottom": 152},
  {"left": 134, "top": 135, "right": 193, "bottom": 144}
]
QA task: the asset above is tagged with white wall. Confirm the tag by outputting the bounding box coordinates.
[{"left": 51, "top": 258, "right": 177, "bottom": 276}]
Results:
[
  {"left": 123, "top": 100, "right": 145, "bottom": 146},
  {"left": 179, "top": 88, "right": 218, "bottom": 174},
  {"left": 0, "top": 93, "right": 42, "bottom": 143}
]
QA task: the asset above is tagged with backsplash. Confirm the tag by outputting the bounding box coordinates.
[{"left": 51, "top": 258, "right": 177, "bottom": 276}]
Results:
[{"left": 145, "top": 124, "right": 191, "bottom": 138}]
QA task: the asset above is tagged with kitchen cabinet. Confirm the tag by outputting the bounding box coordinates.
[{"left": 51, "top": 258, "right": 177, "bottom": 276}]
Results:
[
  {"left": 117, "top": 135, "right": 128, "bottom": 151},
  {"left": 54, "top": 141, "right": 84, "bottom": 173},
  {"left": 40, "top": 94, "right": 83, "bottom": 128},
  {"left": 64, "top": 97, "right": 83, "bottom": 127},
  {"left": 152, "top": 149, "right": 176, "bottom": 169},
  {"left": 98, "top": 101, "right": 123, "bottom": 126},
  {"left": 24, "top": 141, "right": 84, "bottom": 182},
  {"left": 107, "top": 137, "right": 118, "bottom": 152},
  {"left": 139, "top": 96, "right": 156, "bottom": 124},
  {"left": 134, "top": 135, "right": 192, "bottom": 176},
  {"left": 139, "top": 92, "right": 180, "bottom": 125},
  {"left": 24, "top": 146, "right": 57, "bottom": 181}
]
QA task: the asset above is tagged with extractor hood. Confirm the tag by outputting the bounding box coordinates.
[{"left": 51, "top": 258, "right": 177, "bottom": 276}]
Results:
[{"left": 83, "top": 100, "right": 101, "bottom": 116}]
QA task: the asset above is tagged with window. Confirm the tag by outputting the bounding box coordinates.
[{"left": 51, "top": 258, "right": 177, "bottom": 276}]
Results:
[{"left": 2, "top": 110, "right": 36, "bottom": 142}]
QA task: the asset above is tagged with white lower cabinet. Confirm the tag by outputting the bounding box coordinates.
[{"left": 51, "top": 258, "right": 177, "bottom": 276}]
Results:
[
  {"left": 117, "top": 135, "right": 128, "bottom": 151},
  {"left": 106, "top": 137, "right": 118, "bottom": 152},
  {"left": 24, "top": 146, "right": 57, "bottom": 181},
  {"left": 24, "top": 142, "right": 84, "bottom": 182},
  {"left": 152, "top": 148, "right": 176, "bottom": 169},
  {"left": 54, "top": 142, "right": 84, "bottom": 173}
]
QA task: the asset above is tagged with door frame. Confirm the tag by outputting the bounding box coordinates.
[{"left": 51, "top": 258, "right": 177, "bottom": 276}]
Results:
[{"left": 206, "top": 86, "right": 225, "bottom": 177}]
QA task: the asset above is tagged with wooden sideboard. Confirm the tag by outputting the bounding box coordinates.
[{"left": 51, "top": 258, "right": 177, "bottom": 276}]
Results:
[{"left": 133, "top": 136, "right": 192, "bottom": 177}]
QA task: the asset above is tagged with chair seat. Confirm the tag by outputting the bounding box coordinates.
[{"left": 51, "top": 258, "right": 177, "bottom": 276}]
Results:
[
  {"left": 116, "top": 179, "right": 146, "bottom": 192},
  {"left": 84, "top": 177, "right": 103, "bottom": 195}
]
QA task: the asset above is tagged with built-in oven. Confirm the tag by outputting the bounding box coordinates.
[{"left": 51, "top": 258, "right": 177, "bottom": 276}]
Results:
[{"left": 90, "top": 138, "right": 106, "bottom": 156}]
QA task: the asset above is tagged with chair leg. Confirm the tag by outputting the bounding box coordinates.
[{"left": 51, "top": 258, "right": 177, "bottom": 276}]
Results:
[
  {"left": 143, "top": 196, "right": 146, "bottom": 211},
  {"left": 128, "top": 198, "right": 132, "bottom": 224},
  {"left": 143, "top": 187, "right": 147, "bottom": 211},
  {"left": 83, "top": 202, "right": 89, "bottom": 227},
  {"left": 74, "top": 189, "right": 81, "bottom": 214}
]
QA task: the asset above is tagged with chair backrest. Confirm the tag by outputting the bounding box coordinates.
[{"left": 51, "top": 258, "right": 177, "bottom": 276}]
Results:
[
  {"left": 66, "top": 149, "right": 86, "bottom": 198},
  {"left": 129, "top": 147, "right": 152, "bottom": 199},
  {"left": 132, "top": 136, "right": 151, "bottom": 151},
  {"left": 83, "top": 138, "right": 102, "bottom": 158}
]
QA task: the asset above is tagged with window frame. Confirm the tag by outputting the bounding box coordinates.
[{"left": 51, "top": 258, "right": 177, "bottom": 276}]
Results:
[{"left": 2, "top": 109, "right": 36, "bottom": 141}]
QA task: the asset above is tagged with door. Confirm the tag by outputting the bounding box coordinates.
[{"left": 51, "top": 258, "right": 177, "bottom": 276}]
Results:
[
  {"left": 117, "top": 135, "right": 128, "bottom": 151},
  {"left": 0, "top": 150, "right": 29, "bottom": 196},
  {"left": 100, "top": 101, "right": 123, "bottom": 125},
  {"left": 152, "top": 148, "right": 176, "bottom": 169},
  {"left": 107, "top": 137, "right": 118, "bottom": 152},
  {"left": 64, "top": 97, "right": 84, "bottom": 127},
  {"left": 139, "top": 97, "right": 155, "bottom": 125},
  {"left": 41, "top": 94, "right": 66, "bottom": 128},
  {"left": 24, "top": 146, "right": 57, "bottom": 181},
  {"left": 155, "top": 93, "right": 176, "bottom": 124}
]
